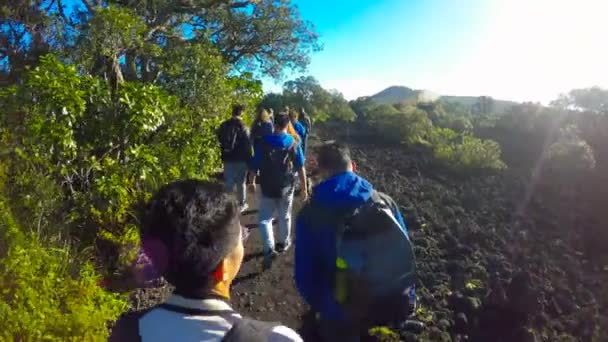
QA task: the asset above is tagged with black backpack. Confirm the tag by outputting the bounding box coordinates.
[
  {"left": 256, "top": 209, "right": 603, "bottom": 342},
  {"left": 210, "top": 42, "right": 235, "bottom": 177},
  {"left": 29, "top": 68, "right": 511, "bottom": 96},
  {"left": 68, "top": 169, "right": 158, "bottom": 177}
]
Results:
[
  {"left": 251, "top": 121, "right": 268, "bottom": 146},
  {"left": 259, "top": 140, "right": 297, "bottom": 198},
  {"left": 219, "top": 119, "right": 243, "bottom": 155},
  {"left": 223, "top": 319, "right": 280, "bottom": 342}
]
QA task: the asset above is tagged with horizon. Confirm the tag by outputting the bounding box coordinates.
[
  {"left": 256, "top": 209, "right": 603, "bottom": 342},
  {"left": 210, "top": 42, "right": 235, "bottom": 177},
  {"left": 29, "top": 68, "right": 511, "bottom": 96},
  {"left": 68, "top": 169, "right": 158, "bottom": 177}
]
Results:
[{"left": 263, "top": 0, "right": 608, "bottom": 104}]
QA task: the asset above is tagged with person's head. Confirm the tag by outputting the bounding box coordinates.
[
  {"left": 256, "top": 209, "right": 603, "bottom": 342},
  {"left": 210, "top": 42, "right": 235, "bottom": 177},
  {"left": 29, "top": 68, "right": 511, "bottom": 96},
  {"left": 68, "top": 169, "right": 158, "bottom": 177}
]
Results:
[
  {"left": 300, "top": 109, "right": 308, "bottom": 119},
  {"left": 256, "top": 109, "right": 271, "bottom": 123},
  {"left": 289, "top": 109, "right": 300, "bottom": 122},
  {"left": 140, "top": 180, "right": 244, "bottom": 297},
  {"left": 232, "top": 104, "right": 244, "bottom": 117},
  {"left": 274, "top": 112, "right": 291, "bottom": 132},
  {"left": 317, "top": 142, "right": 353, "bottom": 179}
]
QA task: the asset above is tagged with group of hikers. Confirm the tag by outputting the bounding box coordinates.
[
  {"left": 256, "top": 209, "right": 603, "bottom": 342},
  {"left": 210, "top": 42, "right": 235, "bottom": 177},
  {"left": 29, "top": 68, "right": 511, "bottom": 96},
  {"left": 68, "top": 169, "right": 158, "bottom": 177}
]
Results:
[{"left": 110, "top": 105, "right": 416, "bottom": 342}]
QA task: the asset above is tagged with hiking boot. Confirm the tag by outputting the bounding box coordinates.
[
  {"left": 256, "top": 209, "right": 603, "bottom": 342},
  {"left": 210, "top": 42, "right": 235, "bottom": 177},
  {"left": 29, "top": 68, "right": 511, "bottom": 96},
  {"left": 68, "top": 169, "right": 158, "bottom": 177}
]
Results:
[
  {"left": 263, "top": 250, "right": 279, "bottom": 270},
  {"left": 275, "top": 241, "right": 291, "bottom": 254}
]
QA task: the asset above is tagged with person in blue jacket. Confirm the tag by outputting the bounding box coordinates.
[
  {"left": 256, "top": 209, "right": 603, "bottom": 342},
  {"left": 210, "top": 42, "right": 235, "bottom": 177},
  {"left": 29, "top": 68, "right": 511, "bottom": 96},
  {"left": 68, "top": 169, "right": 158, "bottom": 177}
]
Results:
[
  {"left": 294, "top": 142, "right": 413, "bottom": 342},
  {"left": 249, "top": 113, "right": 308, "bottom": 270}
]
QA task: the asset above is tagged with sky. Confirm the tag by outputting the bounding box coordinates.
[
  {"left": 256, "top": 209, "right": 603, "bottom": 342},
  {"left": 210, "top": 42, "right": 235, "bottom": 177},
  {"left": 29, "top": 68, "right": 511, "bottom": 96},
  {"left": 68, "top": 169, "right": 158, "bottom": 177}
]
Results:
[{"left": 265, "top": 0, "right": 608, "bottom": 104}]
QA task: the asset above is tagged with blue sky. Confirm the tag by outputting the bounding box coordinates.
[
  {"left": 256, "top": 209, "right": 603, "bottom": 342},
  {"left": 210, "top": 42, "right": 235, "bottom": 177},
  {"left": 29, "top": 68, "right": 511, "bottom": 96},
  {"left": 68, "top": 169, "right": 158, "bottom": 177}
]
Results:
[{"left": 265, "top": 0, "right": 608, "bottom": 103}]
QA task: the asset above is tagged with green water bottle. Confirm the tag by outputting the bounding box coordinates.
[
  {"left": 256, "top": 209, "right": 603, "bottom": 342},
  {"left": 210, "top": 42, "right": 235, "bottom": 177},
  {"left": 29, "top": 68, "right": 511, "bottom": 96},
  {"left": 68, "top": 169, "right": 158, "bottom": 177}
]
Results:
[{"left": 334, "top": 257, "right": 349, "bottom": 304}]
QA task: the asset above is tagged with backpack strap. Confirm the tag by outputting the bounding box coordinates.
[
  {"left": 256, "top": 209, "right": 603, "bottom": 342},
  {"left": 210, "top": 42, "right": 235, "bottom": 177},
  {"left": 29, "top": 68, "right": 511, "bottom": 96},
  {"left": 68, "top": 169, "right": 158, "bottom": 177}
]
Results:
[
  {"left": 108, "top": 307, "right": 155, "bottom": 342},
  {"left": 222, "top": 318, "right": 280, "bottom": 342},
  {"left": 158, "top": 303, "right": 237, "bottom": 318}
]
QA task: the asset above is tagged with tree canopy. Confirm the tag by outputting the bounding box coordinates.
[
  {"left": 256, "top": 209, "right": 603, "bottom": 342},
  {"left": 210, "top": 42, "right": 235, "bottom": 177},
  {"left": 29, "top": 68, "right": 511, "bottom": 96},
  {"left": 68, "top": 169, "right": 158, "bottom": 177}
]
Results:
[
  {"left": 0, "top": 0, "right": 320, "bottom": 85},
  {"left": 552, "top": 87, "right": 608, "bottom": 113},
  {"left": 261, "top": 76, "right": 356, "bottom": 122}
]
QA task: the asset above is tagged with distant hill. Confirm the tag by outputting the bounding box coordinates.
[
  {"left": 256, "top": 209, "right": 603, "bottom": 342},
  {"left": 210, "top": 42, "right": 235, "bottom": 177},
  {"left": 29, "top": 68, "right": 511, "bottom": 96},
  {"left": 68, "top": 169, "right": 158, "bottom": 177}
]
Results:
[
  {"left": 369, "top": 86, "right": 418, "bottom": 105},
  {"left": 369, "top": 86, "right": 519, "bottom": 114}
]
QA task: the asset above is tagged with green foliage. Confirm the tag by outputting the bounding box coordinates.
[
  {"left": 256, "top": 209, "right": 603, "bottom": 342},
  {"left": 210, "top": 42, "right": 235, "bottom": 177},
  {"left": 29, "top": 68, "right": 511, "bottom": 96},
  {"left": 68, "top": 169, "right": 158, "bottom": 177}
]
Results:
[
  {"left": 367, "top": 326, "right": 401, "bottom": 342},
  {"left": 430, "top": 129, "right": 507, "bottom": 171},
  {"left": 356, "top": 99, "right": 506, "bottom": 171},
  {"left": 428, "top": 103, "right": 473, "bottom": 133},
  {"left": 80, "top": 7, "right": 148, "bottom": 60},
  {"left": 0, "top": 188, "right": 127, "bottom": 341},
  {"left": 262, "top": 76, "right": 356, "bottom": 122},
  {"left": 552, "top": 86, "right": 608, "bottom": 113},
  {"left": 1, "top": 0, "right": 320, "bottom": 83},
  {"left": 0, "top": 54, "right": 249, "bottom": 272},
  {"left": 545, "top": 125, "right": 596, "bottom": 177}
]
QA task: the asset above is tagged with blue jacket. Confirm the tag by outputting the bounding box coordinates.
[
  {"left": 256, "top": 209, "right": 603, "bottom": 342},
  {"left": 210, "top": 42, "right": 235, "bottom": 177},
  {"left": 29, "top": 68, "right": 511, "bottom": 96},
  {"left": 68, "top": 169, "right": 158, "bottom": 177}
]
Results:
[
  {"left": 294, "top": 172, "right": 408, "bottom": 321},
  {"left": 249, "top": 132, "right": 305, "bottom": 171},
  {"left": 292, "top": 120, "right": 307, "bottom": 141}
]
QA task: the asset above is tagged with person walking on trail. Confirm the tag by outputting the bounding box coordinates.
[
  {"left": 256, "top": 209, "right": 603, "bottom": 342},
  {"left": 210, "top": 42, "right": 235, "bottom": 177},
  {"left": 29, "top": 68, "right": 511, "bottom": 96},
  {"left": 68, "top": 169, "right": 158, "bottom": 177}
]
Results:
[
  {"left": 217, "top": 105, "right": 252, "bottom": 213},
  {"left": 294, "top": 143, "right": 416, "bottom": 342},
  {"left": 250, "top": 108, "right": 274, "bottom": 153},
  {"left": 109, "top": 180, "right": 302, "bottom": 342},
  {"left": 285, "top": 120, "right": 301, "bottom": 146},
  {"left": 298, "top": 109, "right": 312, "bottom": 152},
  {"left": 248, "top": 108, "right": 274, "bottom": 189},
  {"left": 288, "top": 109, "right": 307, "bottom": 153},
  {"left": 249, "top": 113, "right": 308, "bottom": 270}
]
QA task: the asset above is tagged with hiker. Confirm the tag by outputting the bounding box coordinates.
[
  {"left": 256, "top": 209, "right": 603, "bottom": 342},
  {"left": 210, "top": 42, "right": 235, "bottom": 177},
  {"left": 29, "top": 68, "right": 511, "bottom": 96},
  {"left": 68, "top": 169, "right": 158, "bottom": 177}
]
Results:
[
  {"left": 295, "top": 143, "right": 416, "bottom": 342},
  {"left": 249, "top": 113, "right": 307, "bottom": 270},
  {"left": 217, "top": 105, "right": 252, "bottom": 212},
  {"left": 288, "top": 109, "right": 307, "bottom": 153},
  {"left": 286, "top": 120, "right": 301, "bottom": 146},
  {"left": 250, "top": 108, "right": 274, "bottom": 152},
  {"left": 299, "top": 109, "right": 312, "bottom": 153},
  {"left": 109, "top": 180, "right": 302, "bottom": 342},
  {"left": 248, "top": 109, "right": 275, "bottom": 188}
]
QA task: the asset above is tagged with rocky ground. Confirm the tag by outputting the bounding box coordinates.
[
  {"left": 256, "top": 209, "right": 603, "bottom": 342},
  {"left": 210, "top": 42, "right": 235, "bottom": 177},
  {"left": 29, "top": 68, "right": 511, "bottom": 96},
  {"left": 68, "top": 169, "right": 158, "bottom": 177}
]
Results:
[{"left": 128, "top": 129, "right": 608, "bottom": 341}]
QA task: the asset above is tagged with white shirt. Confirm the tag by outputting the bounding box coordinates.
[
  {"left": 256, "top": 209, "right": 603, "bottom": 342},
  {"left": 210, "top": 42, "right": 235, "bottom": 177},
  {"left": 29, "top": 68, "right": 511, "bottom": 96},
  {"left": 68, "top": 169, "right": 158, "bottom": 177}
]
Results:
[{"left": 138, "top": 295, "right": 303, "bottom": 342}]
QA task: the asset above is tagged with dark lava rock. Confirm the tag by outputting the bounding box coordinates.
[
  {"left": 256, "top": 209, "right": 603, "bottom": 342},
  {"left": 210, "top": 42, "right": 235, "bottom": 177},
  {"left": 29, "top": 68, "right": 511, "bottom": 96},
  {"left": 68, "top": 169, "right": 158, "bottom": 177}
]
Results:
[
  {"left": 438, "top": 318, "right": 452, "bottom": 330},
  {"left": 453, "top": 334, "right": 469, "bottom": 342},
  {"left": 518, "top": 328, "right": 539, "bottom": 342},
  {"left": 428, "top": 327, "right": 452, "bottom": 342}
]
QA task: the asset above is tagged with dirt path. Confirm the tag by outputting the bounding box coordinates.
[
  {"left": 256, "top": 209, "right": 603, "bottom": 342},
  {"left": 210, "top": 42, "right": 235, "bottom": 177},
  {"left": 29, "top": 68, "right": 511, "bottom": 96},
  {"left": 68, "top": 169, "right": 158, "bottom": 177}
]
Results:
[
  {"left": 129, "top": 130, "right": 608, "bottom": 341},
  {"left": 230, "top": 188, "right": 310, "bottom": 329}
]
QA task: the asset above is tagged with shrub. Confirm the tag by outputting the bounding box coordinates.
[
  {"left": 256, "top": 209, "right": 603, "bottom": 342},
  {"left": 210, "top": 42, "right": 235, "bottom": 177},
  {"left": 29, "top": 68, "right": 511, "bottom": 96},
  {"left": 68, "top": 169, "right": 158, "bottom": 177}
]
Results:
[
  {"left": 545, "top": 125, "right": 596, "bottom": 177},
  {"left": 0, "top": 195, "right": 127, "bottom": 341},
  {"left": 0, "top": 55, "right": 257, "bottom": 273},
  {"left": 359, "top": 100, "right": 506, "bottom": 171},
  {"left": 366, "top": 104, "right": 433, "bottom": 145},
  {"left": 431, "top": 129, "right": 507, "bottom": 171}
]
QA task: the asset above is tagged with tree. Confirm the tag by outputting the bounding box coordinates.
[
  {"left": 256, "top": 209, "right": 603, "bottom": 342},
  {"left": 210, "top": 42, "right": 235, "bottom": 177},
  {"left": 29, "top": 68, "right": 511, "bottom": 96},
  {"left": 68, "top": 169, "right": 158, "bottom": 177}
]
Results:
[
  {"left": 0, "top": 0, "right": 320, "bottom": 84},
  {"left": 281, "top": 76, "right": 355, "bottom": 121},
  {"left": 349, "top": 97, "right": 377, "bottom": 121},
  {"left": 552, "top": 87, "right": 608, "bottom": 113},
  {"left": 327, "top": 90, "right": 356, "bottom": 122}
]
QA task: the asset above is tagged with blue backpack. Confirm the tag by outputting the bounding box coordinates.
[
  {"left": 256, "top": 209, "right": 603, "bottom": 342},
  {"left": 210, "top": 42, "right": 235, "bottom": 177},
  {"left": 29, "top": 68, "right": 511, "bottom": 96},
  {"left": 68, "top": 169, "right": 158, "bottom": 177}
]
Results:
[{"left": 331, "top": 191, "right": 416, "bottom": 322}]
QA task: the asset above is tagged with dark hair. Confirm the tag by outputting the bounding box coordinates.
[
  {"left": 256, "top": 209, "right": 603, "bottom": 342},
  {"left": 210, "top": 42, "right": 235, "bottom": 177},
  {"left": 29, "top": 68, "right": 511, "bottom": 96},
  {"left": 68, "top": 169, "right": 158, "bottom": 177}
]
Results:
[
  {"left": 274, "top": 113, "right": 290, "bottom": 129},
  {"left": 140, "top": 179, "right": 240, "bottom": 292},
  {"left": 232, "top": 104, "right": 244, "bottom": 117},
  {"left": 317, "top": 143, "right": 352, "bottom": 174}
]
